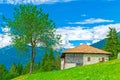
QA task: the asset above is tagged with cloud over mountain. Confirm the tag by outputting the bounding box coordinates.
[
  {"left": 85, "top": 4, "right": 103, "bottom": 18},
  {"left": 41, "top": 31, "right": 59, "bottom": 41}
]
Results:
[
  {"left": 56, "top": 23, "right": 120, "bottom": 48},
  {"left": 1, "top": 23, "right": 120, "bottom": 49}
]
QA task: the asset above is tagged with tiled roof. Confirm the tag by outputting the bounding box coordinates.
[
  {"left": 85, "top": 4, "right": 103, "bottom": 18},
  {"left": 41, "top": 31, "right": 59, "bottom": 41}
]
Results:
[{"left": 62, "top": 44, "right": 111, "bottom": 55}]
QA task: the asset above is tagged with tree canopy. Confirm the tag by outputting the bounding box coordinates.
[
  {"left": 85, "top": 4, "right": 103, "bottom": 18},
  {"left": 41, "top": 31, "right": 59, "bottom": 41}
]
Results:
[
  {"left": 3, "top": 5, "right": 61, "bottom": 73},
  {"left": 103, "top": 27, "right": 120, "bottom": 60}
]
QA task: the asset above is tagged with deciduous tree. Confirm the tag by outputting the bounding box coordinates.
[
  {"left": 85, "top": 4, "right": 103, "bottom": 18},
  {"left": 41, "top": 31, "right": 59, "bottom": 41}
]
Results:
[{"left": 3, "top": 5, "right": 60, "bottom": 73}]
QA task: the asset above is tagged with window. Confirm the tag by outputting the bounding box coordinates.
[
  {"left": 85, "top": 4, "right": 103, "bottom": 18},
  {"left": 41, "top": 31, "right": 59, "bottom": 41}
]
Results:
[
  {"left": 102, "top": 57, "right": 105, "bottom": 62},
  {"left": 87, "top": 57, "right": 91, "bottom": 62},
  {"left": 99, "top": 57, "right": 105, "bottom": 62}
]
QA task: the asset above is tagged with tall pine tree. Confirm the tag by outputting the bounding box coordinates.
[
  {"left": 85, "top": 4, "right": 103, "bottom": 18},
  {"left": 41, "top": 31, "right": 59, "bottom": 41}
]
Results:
[
  {"left": 55, "top": 52, "right": 61, "bottom": 70},
  {"left": 104, "top": 27, "right": 120, "bottom": 60},
  {"left": 41, "top": 53, "right": 48, "bottom": 71},
  {"left": 0, "top": 64, "right": 7, "bottom": 80},
  {"left": 41, "top": 49, "right": 56, "bottom": 71},
  {"left": 16, "top": 63, "right": 23, "bottom": 75},
  {"left": 47, "top": 49, "right": 55, "bottom": 71},
  {"left": 9, "top": 63, "right": 17, "bottom": 73},
  {"left": 6, "top": 63, "right": 19, "bottom": 79},
  {"left": 22, "top": 61, "right": 30, "bottom": 74}
]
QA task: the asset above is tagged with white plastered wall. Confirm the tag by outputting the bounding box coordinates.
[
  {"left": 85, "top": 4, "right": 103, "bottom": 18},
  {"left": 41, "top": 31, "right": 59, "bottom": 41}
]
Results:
[
  {"left": 83, "top": 54, "right": 109, "bottom": 65},
  {"left": 64, "top": 63, "right": 76, "bottom": 69},
  {"left": 61, "top": 54, "right": 110, "bottom": 69},
  {"left": 61, "top": 58, "right": 64, "bottom": 70}
]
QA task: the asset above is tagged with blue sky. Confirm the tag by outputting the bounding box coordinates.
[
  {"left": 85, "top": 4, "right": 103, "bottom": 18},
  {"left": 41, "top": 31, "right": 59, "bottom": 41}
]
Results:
[{"left": 0, "top": 0, "right": 120, "bottom": 49}]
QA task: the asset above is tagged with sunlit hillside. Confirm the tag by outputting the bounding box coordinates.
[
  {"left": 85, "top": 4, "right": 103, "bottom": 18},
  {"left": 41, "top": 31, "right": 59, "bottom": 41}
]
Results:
[{"left": 13, "top": 59, "right": 120, "bottom": 80}]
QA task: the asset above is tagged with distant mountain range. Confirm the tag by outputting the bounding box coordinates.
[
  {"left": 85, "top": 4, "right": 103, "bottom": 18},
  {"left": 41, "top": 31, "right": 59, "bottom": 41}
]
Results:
[
  {"left": 0, "top": 46, "right": 45, "bottom": 69},
  {"left": 0, "top": 32, "right": 120, "bottom": 70},
  {"left": 91, "top": 39, "right": 106, "bottom": 49},
  {"left": 91, "top": 32, "right": 120, "bottom": 49}
]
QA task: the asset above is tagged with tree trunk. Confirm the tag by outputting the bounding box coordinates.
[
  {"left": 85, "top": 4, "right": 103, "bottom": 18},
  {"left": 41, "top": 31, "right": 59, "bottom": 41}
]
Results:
[{"left": 29, "top": 46, "right": 36, "bottom": 74}]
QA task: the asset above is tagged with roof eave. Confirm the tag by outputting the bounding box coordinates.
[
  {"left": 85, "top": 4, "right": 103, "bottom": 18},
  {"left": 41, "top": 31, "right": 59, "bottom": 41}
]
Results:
[{"left": 62, "top": 52, "right": 111, "bottom": 54}]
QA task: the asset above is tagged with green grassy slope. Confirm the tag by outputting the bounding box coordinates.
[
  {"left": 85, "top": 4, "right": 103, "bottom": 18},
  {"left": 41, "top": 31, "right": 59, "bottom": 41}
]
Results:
[{"left": 13, "top": 59, "right": 120, "bottom": 80}]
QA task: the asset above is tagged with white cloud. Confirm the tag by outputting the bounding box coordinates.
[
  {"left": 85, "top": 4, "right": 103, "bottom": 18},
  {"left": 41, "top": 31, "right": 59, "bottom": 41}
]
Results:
[
  {"left": 56, "top": 26, "right": 93, "bottom": 40},
  {"left": 86, "top": 43, "right": 91, "bottom": 45},
  {"left": 0, "top": 27, "right": 12, "bottom": 48},
  {"left": 68, "top": 18, "right": 114, "bottom": 24},
  {"left": 56, "top": 26, "right": 92, "bottom": 49},
  {"left": 80, "top": 43, "right": 91, "bottom": 45},
  {"left": 92, "top": 23, "right": 120, "bottom": 43},
  {"left": 1, "top": 0, "right": 74, "bottom": 4},
  {"left": 80, "top": 43, "right": 83, "bottom": 45},
  {"left": 1, "top": 27, "right": 10, "bottom": 33},
  {"left": 0, "top": 34, "right": 12, "bottom": 48},
  {"left": 0, "top": 23, "right": 120, "bottom": 49},
  {"left": 56, "top": 23, "right": 120, "bottom": 49},
  {"left": 56, "top": 30, "right": 75, "bottom": 49},
  {"left": 92, "top": 40, "right": 100, "bottom": 44}
]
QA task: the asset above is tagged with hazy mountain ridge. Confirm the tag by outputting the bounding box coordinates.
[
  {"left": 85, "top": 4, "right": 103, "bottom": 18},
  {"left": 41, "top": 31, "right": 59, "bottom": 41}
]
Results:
[
  {"left": 91, "top": 32, "right": 120, "bottom": 49},
  {"left": 0, "top": 32, "right": 120, "bottom": 69},
  {"left": 0, "top": 46, "right": 43, "bottom": 69}
]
